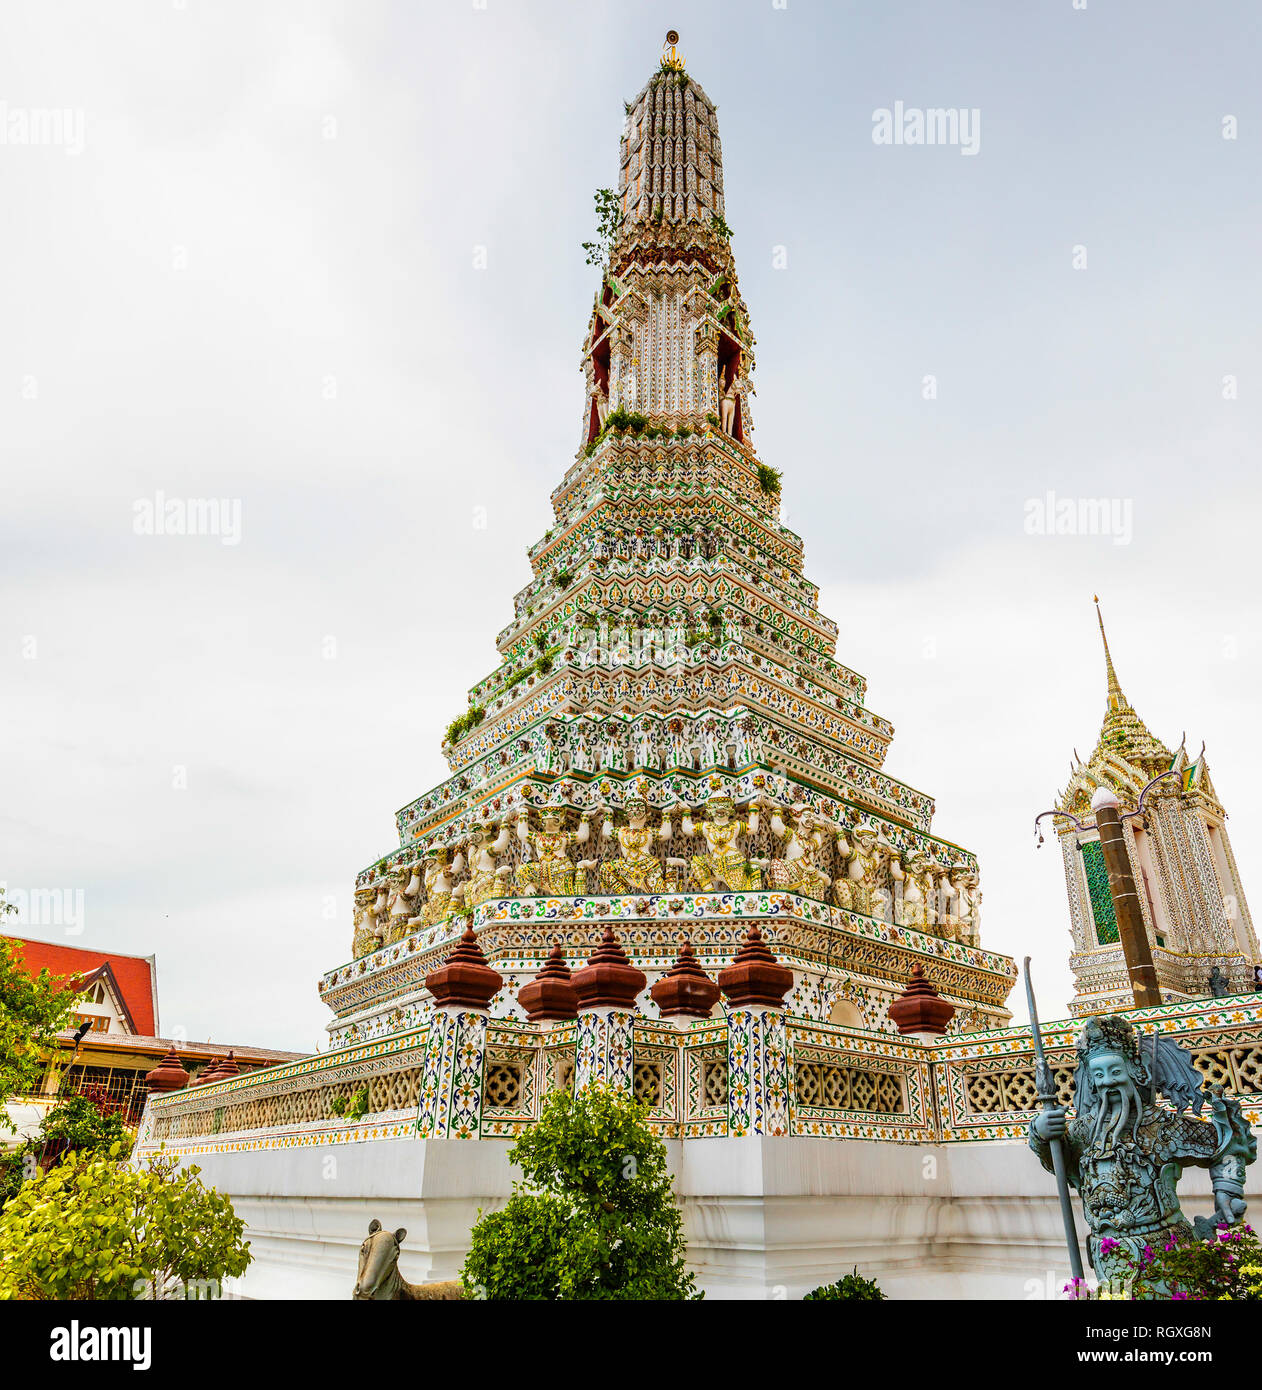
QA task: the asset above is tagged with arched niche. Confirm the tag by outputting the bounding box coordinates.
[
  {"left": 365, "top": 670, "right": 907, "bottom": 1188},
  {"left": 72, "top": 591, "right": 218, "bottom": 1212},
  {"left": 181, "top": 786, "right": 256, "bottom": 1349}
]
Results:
[
  {"left": 828, "top": 998, "right": 864, "bottom": 1029},
  {"left": 586, "top": 323, "right": 612, "bottom": 444},
  {"left": 717, "top": 329, "right": 743, "bottom": 443}
]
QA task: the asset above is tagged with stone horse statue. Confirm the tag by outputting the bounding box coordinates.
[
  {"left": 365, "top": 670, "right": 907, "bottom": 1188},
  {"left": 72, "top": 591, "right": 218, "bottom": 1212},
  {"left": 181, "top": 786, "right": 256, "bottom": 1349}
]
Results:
[{"left": 352, "top": 1220, "right": 464, "bottom": 1300}]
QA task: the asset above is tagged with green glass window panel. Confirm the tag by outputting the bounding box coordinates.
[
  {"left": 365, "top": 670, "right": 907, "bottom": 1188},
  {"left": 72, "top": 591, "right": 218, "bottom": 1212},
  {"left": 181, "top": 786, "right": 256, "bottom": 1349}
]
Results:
[{"left": 1082, "top": 840, "right": 1119, "bottom": 945}]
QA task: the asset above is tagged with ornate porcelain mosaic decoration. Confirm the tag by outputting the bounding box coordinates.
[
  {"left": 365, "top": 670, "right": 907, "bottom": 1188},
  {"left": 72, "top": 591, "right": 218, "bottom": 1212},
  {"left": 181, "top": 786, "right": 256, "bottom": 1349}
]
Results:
[
  {"left": 333, "top": 48, "right": 1015, "bottom": 1059},
  {"left": 1053, "top": 602, "right": 1260, "bottom": 1013}
]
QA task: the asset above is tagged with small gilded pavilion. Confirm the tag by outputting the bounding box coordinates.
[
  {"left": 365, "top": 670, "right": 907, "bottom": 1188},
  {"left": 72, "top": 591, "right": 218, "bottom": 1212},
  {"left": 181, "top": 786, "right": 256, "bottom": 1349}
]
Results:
[{"left": 1053, "top": 600, "right": 1259, "bottom": 1013}]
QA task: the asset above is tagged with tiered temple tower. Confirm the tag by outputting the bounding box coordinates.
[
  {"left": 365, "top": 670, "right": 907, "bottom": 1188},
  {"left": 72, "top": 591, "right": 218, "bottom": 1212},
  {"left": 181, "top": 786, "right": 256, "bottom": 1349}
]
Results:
[
  {"left": 324, "top": 40, "right": 1015, "bottom": 1053},
  {"left": 137, "top": 45, "right": 1262, "bottom": 1301},
  {"left": 1054, "top": 600, "right": 1259, "bottom": 1014}
]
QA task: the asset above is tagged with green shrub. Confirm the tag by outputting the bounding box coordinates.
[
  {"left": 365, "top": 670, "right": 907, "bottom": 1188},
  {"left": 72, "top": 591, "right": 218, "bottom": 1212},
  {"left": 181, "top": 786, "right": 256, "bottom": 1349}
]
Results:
[
  {"left": 605, "top": 407, "right": 648, "bottom": 435},
  {"left": 0, "top": 1146, "right": 251, "bottom": 1300},
  {"left": 462, "top": 1083, "right": 699, "bottom": 1300},
  {"left": 445, "top": 705, "right": 486, "bottom": 746},
  {"left": 2, "top": 1087, "right": 134, "bottom": 1207},
  {"left": 756, "top": 464, "right": 782, "bottom": 496},
  {"left": 805, "top": 1267, "right": 886, "bottom": 1300},
  {"left": 580, "top": 188, "right": 619, "bottom": 269},
  {"left": 330, "top": 1088, "right": 367, "bottom": 1120}
]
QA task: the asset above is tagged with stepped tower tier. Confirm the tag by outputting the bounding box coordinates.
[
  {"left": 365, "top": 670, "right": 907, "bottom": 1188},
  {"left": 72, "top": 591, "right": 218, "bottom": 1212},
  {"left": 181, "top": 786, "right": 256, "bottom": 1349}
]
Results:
[
  {"left": 328, "top": 42, "right": 1016, "bottom": 1053},
  {"left": 1054, "top": 599, "right": 1260, "bottom": 1014}
]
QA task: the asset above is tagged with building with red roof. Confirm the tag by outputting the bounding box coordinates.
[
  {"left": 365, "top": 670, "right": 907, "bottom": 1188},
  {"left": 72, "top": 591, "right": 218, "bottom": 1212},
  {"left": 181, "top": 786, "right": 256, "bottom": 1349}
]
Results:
[{"left": 3, "top": 935, "right": 306, "bottom": 1135}]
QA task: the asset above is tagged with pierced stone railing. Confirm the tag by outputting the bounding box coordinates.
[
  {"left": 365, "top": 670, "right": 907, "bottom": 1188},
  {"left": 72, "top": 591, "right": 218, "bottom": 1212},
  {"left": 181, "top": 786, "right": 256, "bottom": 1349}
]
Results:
[
  {"left": 135, "top": 994, "right": 1262, "bottom": 1156},
  {"left": 933, "top": 992, "right": 1262, "bottom": 1142}
]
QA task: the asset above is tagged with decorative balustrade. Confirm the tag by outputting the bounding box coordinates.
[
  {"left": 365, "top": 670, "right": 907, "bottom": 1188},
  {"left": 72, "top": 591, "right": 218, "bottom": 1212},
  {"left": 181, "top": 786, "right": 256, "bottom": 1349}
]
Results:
[
  {"left": 135, "top": 993, "right": 1262, "bottom": 1157},
  {"left": 934, "top": 992, "right": 1262, "bottom": 1142}
]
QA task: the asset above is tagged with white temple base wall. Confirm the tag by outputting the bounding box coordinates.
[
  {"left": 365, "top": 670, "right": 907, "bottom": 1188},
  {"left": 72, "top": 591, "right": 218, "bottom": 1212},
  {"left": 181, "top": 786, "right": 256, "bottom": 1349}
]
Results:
[{"left": 189, "top": 1132, "right": 1258, "bottom": 1300}]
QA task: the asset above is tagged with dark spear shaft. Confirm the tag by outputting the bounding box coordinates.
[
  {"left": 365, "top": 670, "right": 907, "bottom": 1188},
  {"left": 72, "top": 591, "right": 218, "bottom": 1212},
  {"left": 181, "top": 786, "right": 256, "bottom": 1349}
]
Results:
[{"left": 1024, "top": 957, "right": 1084, "bottom": 1283}]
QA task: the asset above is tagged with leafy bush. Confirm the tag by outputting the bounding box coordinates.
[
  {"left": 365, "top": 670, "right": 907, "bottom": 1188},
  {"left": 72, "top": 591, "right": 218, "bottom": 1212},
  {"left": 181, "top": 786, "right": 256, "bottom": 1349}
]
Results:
[
  {"left": 31, "top": 1088, "right": 131, "bottom": 1163},
  {"left": 2, "top": 1085, "right": 134, "bottom": 1208},
  {"left": 445, "top": 705, "right": 486, "bottom": 746},
  {"left": 462, "top": 1083, "right": 699, "bottom": 1301},
  {"left": 0, "top": 1146, "right": 251, "bottom": 1300},
  {"left": 756, "top": 464, "right": 782, "bottom": 496},
  {"left": 605, "top": 407, "right": 648, "bottom": 435},
  {"left": 330, "top": 1088, "right": 368, "bottom": 1121},
  {"left": 805, "top": 1267, "right": 886, "bottom": 1300},
  {"left": 462, "top": 1192, "right": 572, "bottom": 1301},
  {"left": 581, "top": 187, "right": 619, "bottom": 267}
]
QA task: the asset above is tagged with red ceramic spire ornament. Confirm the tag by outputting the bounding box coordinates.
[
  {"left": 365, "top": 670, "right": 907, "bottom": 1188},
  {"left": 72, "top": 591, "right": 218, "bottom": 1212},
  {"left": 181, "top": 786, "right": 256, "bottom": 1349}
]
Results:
[
  {"left": 886, "top": 964, "right": 956, "bottom": 1037},
  {"left": 651, "top": 938, "right": 721, "bottom": 1020},
  {"left": 144, "top": 1044, "right": 190, "bottom": 1094},
  {"left": 517, "top": 941, "right": 580, "bottom": 1022},
  {"left": 571, "top": 926, "right": 647, "bottom": 1010},
  {"left": 717, "top": 924, "right": 793, "bottom": 1009},
  {"left": 425, "top": 927, "right": 504, "bottom": 1010}
]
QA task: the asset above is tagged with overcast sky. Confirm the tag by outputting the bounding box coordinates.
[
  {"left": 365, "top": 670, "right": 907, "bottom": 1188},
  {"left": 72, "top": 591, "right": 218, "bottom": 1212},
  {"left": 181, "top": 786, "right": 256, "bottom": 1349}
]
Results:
[{"left": 5, "top": 0, "right": 1261, "bottom": 1051}]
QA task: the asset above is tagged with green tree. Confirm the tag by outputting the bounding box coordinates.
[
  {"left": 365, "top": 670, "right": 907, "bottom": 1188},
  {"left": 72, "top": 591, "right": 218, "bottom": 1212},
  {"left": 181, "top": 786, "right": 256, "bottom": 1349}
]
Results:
[
  {"left": 462, "top": 1082, "right": 699, "bottom": 1300},
  {"left": 1, "top": 1088, "right": 134, "bottom": 1207},
  {"left": 0, "top": 925, "right": 77, "bottom": 1132},
  {"left": 0, "top": 1145, "right": 251, "bottom": 1300}
]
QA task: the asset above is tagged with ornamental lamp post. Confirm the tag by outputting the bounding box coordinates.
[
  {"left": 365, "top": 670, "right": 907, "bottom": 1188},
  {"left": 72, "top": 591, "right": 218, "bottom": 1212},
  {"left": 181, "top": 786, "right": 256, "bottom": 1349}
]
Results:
[
  {"left": 1033, "top": 772, "right": 1176, "bottom": 1010},
  {"left": 1088, "top": 786, "right": 1160, "bottom": 1008}
]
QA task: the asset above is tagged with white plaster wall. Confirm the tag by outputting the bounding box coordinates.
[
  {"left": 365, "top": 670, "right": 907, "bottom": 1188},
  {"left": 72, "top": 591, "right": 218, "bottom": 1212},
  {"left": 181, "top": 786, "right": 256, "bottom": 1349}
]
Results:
[{"left": 185, "top": 1130, "right": 1262, "bottom": 1301}]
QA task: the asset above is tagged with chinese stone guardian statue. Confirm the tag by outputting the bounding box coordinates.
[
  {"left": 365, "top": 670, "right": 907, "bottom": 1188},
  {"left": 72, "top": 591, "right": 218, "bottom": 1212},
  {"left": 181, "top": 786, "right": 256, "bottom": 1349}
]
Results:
[
  {"left": 894, "top": 848, "right": 937, "bottom": 930},
  {"left": 352, "top": 886, "right": 384, "bottom": 958},
  {"left": 1029, "top": 1014, "right": 1256, "bottom": 1287},
  {"left": 837, "top": 821, "right": 884, "bottom": 917},
  {"left": 719, "top": 365, "right": 739, "bottom": 435},
  {"left": 386, "top": 862, "right": 422, "bottom": 942}
]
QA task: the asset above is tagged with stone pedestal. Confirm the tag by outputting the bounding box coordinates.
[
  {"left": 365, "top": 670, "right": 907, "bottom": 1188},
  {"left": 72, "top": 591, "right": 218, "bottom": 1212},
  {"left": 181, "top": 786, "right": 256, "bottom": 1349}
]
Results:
[
  {"left": 415, "top": 925, "right": 502, "bottom": 1139},
  {"left": 416, "top": 1008, "right": 491, "bottom": 1140},
  {"left": 725, "top": 1006, "right": 790, "bottom": 1137},
  {"left": 574, "top": 1007, "right": 636, "bottom": 1091},
  {"left": 570, "top": 926, "right": 646, "bottom": 1093}
]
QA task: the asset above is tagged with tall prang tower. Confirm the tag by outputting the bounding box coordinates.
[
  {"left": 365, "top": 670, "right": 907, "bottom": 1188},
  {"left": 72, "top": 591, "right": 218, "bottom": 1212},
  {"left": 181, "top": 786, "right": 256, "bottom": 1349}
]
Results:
[
  {"left": 1054, "top": 600, "right": 1259, "bottom": 1015},
  {"left": 321, "top": 37, "right": 1017, "bottom": 1050}
]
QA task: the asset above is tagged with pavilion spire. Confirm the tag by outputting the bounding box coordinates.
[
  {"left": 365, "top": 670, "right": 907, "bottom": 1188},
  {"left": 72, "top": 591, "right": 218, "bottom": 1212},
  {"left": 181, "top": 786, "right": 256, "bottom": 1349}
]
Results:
[
  {"left": 1083, "top": 596, "right": 1172, "bottom": 778},
  {"left": 1094, "top": 595, "right": 1126, "bottom": 713}
]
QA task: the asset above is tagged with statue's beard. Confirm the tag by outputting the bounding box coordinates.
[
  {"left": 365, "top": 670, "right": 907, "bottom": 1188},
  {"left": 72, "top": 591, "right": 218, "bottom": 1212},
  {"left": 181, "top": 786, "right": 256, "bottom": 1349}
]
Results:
[{"left": 1091, "top": 1085, "right": 1138, "bottom": 1150}]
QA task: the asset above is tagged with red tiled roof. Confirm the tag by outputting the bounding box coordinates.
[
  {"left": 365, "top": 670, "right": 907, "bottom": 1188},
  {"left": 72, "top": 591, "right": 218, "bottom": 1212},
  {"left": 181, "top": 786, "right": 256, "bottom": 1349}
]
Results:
[
  {"left": 57, "top": 1032, "right": 307, "bottom": 1065},
  {"left": 4, "top": 936, "right": 158, "bottom": 1036}
]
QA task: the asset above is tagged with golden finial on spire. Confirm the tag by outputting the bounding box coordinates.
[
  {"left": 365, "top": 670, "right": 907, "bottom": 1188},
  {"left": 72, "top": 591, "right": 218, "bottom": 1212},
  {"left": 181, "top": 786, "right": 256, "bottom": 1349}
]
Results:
[
  {"left": 662, "top": 30, "right": 685, "bottom": 71},
  {"left": 1094, "top": 596, "right": 1125, "bottom": 713}
]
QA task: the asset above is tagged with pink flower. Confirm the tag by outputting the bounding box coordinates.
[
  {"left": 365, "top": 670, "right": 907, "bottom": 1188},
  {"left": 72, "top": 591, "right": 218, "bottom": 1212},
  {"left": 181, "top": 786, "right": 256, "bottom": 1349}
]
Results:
[{"left": 1099, "top": 1237, "right": 1119, "bottom": 1256}]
